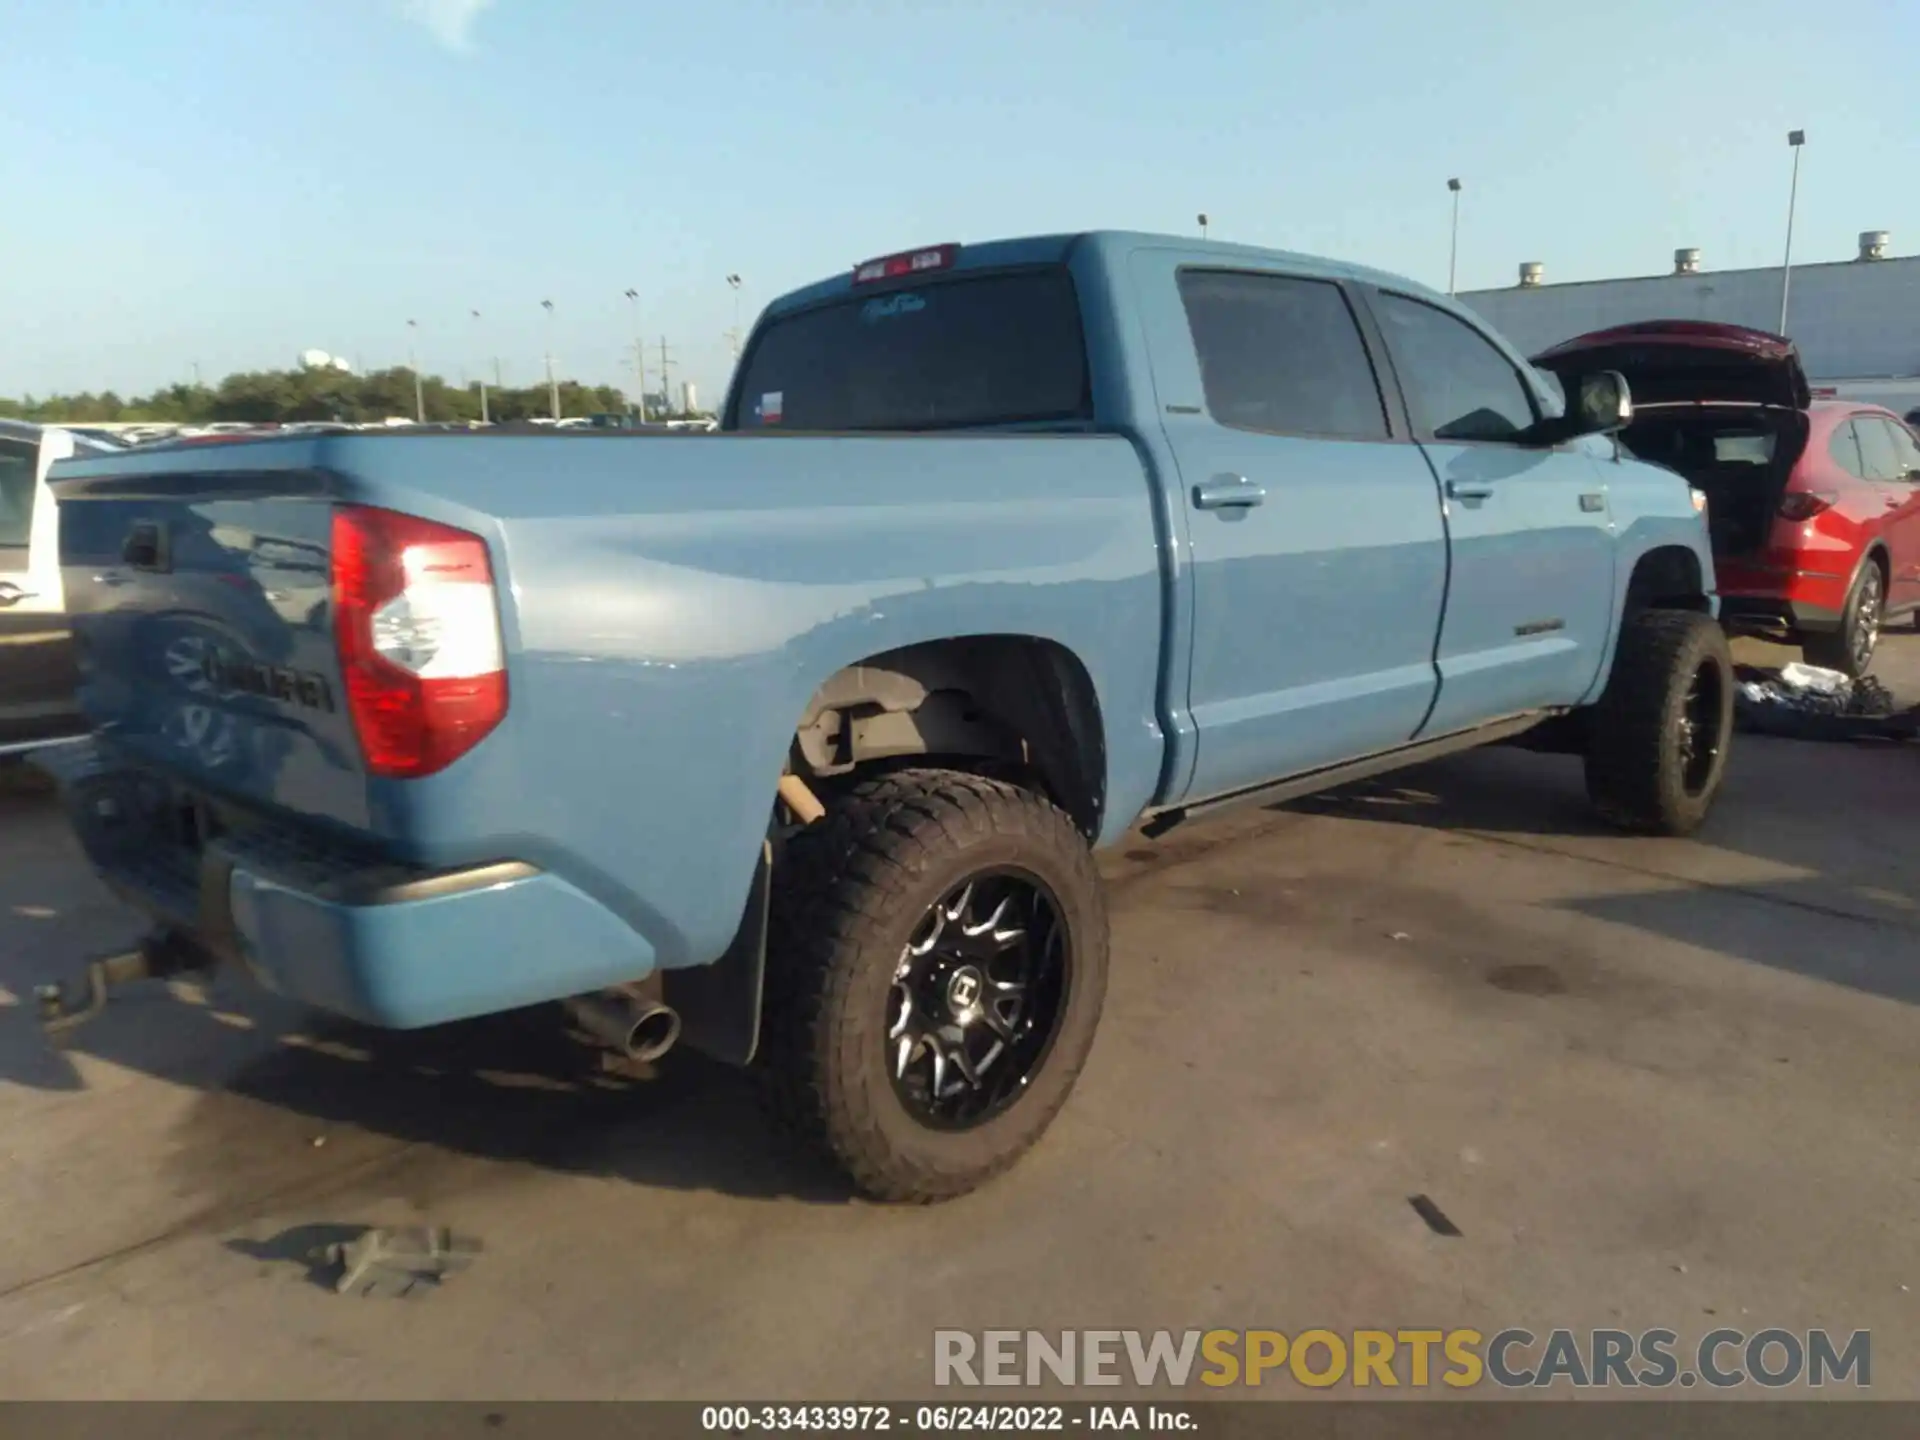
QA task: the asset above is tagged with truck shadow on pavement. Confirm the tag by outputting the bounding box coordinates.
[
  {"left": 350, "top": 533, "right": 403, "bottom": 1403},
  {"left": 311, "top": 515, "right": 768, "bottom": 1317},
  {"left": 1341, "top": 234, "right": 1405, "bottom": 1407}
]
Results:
[
  {"left": 0, "top": 792, "right": 857, "bottom": 1210},
  {"left": 10, "top": 986, "right": 856, "bottom": 1208},
  {"left": 1289, "top": 733, "right": 1920, "bottom": 1007},
  {"left": 1, "top": 768, "right": 858, "bottom": 1209}
]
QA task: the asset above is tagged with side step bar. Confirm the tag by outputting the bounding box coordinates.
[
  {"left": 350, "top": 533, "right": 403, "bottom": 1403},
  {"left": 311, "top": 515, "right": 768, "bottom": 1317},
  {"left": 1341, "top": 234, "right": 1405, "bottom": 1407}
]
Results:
[{"left": 1139, "top": 711, "right": 1554, "bottom": 838}]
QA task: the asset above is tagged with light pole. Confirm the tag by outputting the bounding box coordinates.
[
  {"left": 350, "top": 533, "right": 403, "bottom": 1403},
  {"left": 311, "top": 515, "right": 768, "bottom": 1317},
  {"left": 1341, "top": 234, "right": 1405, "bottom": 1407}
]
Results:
[
  {"left": 1779, "top": 129, "right": 1806, "bottom": 335},
  {"left": 726, "top": 274, "right": 744, "bottom": 360},
  {"left": 1197, "top": 212, "right": 1209, "bottom": 240},
  {"left": 407, "top": 319, "right": 425, "bottom": 423},
  {"left": 471, "top": 310, "right": 489, "bottom": 424},
  {"left": 541, "top": 299, "right": 560, "bottom": 420},
  {"left": 624, "top": 288, "right": 645, "bottom": 421},
  {"left": 1446, "top": 178, "right": 1463, "bottom": 296}
]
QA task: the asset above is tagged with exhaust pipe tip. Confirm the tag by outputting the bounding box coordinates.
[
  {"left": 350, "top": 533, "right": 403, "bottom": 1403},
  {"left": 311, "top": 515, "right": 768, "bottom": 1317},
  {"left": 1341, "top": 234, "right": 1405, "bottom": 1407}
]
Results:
[
  {"left": 565, "top": 994, "right": 682, "bottom": 1063},
  {"left": 625, "top": 1004, "right": 681, "bottom": 1063}
]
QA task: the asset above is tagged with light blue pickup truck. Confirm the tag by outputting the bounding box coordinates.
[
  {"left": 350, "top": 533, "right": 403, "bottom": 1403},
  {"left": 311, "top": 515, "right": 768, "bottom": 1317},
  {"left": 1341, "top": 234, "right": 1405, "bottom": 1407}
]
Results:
[{"left": 39, "top": 232, "right": 1731, "bottom": 1201}]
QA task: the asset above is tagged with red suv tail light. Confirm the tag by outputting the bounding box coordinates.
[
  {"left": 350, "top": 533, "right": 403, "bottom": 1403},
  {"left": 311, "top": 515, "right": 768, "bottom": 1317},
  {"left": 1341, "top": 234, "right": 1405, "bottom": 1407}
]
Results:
[
  {"left": 1777, "top": 491, "right": 1836, "bottom": 522},
  {"left": 330, "top": 504, "right": 508, "bottom": 779}
]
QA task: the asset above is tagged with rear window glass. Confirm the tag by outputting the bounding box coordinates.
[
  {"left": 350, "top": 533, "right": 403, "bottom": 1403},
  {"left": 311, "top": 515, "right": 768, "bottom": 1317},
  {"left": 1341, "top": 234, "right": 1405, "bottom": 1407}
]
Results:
[
  {"left": 1713, "top": 434, "right": 1775, "bottom": 465},
  {"left": 729, "top": 268, "right": 1090, "bottom": 431},
  {"left": 0, "top": 438, "right": 38, "bottom": 550}
]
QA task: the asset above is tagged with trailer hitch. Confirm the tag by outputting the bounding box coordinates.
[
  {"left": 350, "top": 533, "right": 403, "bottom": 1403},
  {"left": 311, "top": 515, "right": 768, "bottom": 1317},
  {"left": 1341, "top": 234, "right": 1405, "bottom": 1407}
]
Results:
[{"left": 35, "top": 931, "right": 204, "bottom": 1042}]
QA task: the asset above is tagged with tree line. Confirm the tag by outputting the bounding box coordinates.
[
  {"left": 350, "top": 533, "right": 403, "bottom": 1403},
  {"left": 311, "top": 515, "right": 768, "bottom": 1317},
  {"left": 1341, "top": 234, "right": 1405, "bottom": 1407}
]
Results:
[{"left": 0, "top": 365, "right": 702, "bottom": 426}]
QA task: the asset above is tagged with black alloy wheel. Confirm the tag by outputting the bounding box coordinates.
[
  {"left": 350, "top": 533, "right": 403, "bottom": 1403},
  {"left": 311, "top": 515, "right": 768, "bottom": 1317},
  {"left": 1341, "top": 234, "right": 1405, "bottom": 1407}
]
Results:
[
  {"left": 1675, "top": 656, "right": 1726, "bottom": 799},
  {"left": 887, "top": 871, "right": 1070, "bottom": 1131},
  {"left": 756, "top": 768, "right": 1109, "bottom": 1203}
]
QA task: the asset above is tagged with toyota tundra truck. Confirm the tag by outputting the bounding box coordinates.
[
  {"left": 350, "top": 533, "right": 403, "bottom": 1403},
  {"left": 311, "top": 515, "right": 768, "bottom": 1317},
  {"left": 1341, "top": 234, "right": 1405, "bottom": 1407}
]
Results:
[{"left": 37, "top": 231, "right": 1731, "bottom": 1202}]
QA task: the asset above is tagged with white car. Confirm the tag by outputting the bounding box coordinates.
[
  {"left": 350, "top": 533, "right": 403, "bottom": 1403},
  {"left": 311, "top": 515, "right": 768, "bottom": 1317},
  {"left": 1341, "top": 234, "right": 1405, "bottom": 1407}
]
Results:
[{"left": 0, "top": 420, "right": 120, "bottom": 756}]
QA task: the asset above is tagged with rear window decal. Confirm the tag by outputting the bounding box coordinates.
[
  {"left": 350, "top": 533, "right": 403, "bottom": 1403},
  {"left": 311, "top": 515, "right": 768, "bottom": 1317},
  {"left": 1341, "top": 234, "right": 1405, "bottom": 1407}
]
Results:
[
  {"left": 861, "top": 292, "right": 927, "bottom": 324},
  {"left": 755, "top": 391, "right": 785, "bottom": 424}
]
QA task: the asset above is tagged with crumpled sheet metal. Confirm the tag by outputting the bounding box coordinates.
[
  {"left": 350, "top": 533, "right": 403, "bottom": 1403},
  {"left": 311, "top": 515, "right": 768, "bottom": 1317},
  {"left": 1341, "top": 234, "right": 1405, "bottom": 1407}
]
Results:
[{"left": 1733, "top": 664, "right": 1920, "bottom": 742}]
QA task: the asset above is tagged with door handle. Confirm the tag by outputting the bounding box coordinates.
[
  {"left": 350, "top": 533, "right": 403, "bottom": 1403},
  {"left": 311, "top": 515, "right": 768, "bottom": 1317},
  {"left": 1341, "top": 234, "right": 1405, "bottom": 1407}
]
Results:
[
  {"left": 1446, "top": 479, "right": 1495, "bottom": 501},
  {"left": 1193, "top": 474, "right": 1267, "bottom": 510},
  {"left": 0, "top": 582, "right": 37, "bottom": 608}
]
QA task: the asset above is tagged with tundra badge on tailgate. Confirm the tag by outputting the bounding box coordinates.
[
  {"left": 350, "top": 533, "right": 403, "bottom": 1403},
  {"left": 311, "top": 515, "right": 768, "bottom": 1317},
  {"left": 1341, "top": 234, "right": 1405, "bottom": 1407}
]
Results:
[{"left": 201, "top": 648, "right": 336, "bottom": 712}]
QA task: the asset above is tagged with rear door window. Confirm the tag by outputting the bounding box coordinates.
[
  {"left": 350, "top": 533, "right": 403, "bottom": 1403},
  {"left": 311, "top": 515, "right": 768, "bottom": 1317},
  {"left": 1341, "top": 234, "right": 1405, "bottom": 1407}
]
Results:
[
  {"left": 1371, "top": 293, "right": 1537, "bottom": 442},
  {"left": 1887, "top": 419, "right": 1920, "bottom": 482},
  {"left": 0, "top": 437, "right": 39, "bottom": 564},
  {"left": 729, "top": 268, "right": 1089, "bottom": 431},
  {"left": 1176, "top": 271, "right": 1389, "bottom": 440},
  {"left": 1853, "top": 416, "right": 1903, "bottom": 481},
  {"left": 1828, "top": 422, "right": 1866, "bottom": 478}
]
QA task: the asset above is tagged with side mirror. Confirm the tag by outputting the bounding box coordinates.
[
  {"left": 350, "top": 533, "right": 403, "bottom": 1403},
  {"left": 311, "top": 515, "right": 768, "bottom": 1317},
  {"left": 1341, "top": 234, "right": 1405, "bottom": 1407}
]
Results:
[
  {"left": 1574, "top": 370, "right": 1633, "bottom": 434},
  {"left": 1527, "top": 369, "right": 1632, "bottom": 446}
]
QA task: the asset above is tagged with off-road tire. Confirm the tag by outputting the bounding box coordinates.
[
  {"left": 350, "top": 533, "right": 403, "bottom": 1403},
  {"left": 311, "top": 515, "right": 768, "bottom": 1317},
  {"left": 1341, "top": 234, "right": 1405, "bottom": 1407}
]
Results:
[
  {"left": 1584, "top": 609, "right": 1734, "bottom": 837},
  {"left": 1801, "top": 560, "right": 1884, "bottom": 678},
  {"left": 755, "top": 768, "right": 1108, "bottom": 1203}
]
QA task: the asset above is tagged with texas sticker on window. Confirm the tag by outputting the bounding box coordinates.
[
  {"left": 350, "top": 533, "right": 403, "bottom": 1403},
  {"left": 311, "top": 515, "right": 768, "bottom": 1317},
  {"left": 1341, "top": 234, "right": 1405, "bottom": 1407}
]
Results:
[{"left": 755, "top": 391, "right": 785, "bottom": 425}]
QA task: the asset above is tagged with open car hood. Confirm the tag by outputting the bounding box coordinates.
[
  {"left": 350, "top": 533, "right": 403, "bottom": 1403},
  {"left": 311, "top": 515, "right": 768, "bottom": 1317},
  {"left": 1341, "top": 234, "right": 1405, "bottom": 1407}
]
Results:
[{"left": 1531, "top": 320, "right": 1811, "bottom": 411}]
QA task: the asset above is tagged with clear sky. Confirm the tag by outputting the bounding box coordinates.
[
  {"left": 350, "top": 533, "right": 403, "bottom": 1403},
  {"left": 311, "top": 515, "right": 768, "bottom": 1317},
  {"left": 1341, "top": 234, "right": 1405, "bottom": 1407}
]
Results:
[{"left": 3, "top": 0, "right": 1914, "bottom": 407}]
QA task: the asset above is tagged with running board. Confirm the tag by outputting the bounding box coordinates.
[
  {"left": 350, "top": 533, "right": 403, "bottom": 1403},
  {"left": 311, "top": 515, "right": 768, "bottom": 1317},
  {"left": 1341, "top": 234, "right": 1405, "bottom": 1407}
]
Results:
[{"left": 1138, "top": 712, "right": 1554, "bottom": 838}]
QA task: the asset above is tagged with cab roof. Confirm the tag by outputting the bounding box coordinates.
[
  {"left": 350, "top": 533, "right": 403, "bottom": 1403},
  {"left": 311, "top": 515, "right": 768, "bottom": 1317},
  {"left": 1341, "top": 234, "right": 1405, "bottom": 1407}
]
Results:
[{"left": 760, "top": 230, "right": 1441, "bottom": 320}]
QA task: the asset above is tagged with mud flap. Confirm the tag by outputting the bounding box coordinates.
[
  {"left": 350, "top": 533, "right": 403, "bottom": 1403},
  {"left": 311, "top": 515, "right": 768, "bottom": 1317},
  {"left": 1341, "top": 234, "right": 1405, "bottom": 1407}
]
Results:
[{"left": 662, "top": 841, "right": 771, "bottom": 1066}]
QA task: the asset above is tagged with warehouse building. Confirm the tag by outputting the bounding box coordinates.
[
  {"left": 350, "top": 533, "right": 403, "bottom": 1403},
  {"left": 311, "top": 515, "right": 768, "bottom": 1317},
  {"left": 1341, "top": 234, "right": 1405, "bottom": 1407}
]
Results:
[{"left": 1460, "top": 232, "right": 1920, "bottom": 412}]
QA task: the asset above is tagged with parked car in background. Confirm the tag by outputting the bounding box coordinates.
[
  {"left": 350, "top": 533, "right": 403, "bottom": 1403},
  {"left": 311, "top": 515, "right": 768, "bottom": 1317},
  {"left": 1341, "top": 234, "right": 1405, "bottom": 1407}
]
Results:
[
  {"left": 0, "top": 420, "right": 121, "bottom": 757},
  {"left": 162, "top": 428, "right": 283, "bottom": 448},
  {"left": 40, "top": 231, "right": 1729, "bottom": 1201},
  {"left": 1534, "top": 321, "right": 1920, "bottom": 675},
  {"left": 57, "top": 426, "right": 131, "bottom": 448}
]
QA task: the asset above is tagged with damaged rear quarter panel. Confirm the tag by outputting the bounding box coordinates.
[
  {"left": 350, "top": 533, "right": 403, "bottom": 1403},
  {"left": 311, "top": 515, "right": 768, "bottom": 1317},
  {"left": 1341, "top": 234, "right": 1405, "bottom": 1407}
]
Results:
[{"left": 330, "top": 432, "right": 1166, "bottom": 972}]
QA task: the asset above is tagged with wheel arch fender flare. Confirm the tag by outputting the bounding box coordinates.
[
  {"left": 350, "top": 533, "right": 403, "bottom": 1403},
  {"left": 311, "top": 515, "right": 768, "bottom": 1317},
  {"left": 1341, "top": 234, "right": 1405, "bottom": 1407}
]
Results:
[
  {"left": 1580, "top": 540, "right": 1716, "bottom": 707},
  {"left": 671, "top": 635, "right": 1111, "bottom": 1069}
]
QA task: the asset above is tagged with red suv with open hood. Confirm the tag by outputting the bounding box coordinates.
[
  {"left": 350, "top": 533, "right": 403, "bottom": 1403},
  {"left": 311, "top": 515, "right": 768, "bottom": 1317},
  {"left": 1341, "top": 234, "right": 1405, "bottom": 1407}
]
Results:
[{"left": 1534, "top": 321, "right": 1920, "bottom": 676}]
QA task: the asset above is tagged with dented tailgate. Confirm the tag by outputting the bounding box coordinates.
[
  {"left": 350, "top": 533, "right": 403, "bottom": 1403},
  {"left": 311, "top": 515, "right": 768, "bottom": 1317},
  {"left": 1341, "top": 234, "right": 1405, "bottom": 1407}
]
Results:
[{"left": 52, "top": 452, "right": 374, "bottom": 829}]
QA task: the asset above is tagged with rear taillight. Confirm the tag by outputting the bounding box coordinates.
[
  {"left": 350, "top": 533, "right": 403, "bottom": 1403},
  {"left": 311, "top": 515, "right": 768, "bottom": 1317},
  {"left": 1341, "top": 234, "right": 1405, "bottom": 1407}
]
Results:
[
  {"left": 330, "top": 504, "right": 507, "bottom": 779},
  {"left": 1777, "top": 491, "right": 1836, "bottom": 522}
]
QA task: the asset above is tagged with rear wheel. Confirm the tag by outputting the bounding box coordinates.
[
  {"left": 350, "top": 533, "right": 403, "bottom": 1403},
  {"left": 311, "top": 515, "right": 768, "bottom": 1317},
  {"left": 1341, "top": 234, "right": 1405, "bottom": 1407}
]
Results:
[
  {"left": 1584, "top": 609, "right": 1734, "bottom": 836},
  {"left": 756, "top": 768, "right": 1108, "bottom": 1202},
  {"left": 1801, "top": 561, "right": 1883, "bottom": 678}
]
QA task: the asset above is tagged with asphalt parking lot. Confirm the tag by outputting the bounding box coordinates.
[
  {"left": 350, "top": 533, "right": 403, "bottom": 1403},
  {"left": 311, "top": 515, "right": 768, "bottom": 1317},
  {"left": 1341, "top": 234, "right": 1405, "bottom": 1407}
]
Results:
[{"left": 1, "top": 638, "right": 1916, "bottom": 1400}]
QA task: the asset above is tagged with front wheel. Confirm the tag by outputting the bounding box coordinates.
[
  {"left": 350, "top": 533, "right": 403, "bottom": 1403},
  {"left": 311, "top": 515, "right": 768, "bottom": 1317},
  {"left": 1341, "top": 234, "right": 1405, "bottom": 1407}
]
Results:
[
  {"left": 756, "top": 768, "right": 1109, "bottom": 1203},
  {"left": 1584, "top": 609, "right": 1734, "bottom": 836},
  {"left": 1801, "top": 561, "right": 1884, "bottom": 678}
]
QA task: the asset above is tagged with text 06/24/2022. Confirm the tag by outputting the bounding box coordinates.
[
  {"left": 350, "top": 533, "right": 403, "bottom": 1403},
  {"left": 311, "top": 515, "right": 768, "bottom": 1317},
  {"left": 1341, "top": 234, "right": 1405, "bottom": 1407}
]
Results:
[{"left": 700, "top": 1405, "right": 1196, "bottom": 1431}]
